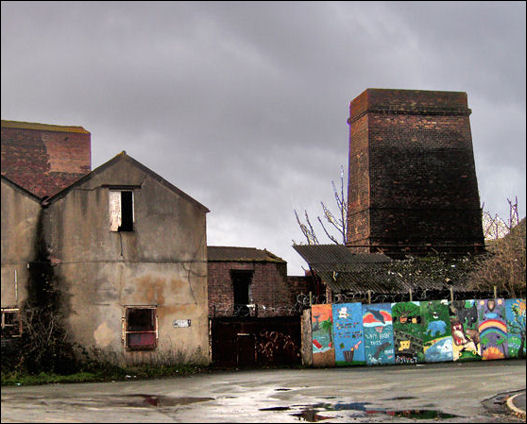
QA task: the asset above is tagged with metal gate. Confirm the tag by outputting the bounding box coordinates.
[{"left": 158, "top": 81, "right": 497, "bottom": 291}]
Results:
[{"left": 211, "top": 316, "right": 301, "bottom": 367}]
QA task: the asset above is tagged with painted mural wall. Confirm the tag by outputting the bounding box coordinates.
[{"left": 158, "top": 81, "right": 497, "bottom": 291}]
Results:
[
  {"left": 505, "top": 299, "right": 526, "bottom": 359},
  {"left": 449, "top": 300, "right": 481, "bottom": 361},
  {"left": 362, "top": 303, "right": 395, "bottom": 365},
  {"left": 477, "top": 298, "right": 508, "bottom": 360},
  {"left": 310, "top": 298, "right": 525, "bottom": 368},
  {"left": 391, "top": 301, "right": 425, "bottom": 364},
  {"left": 421, "top": 300, "right": 453, "bottom": 362},
  {"left": 311, "top": 303, "right": 335, "bottom": 367},
  {"left": 332, "top": 303, "right": 365, "bottom": 366}
]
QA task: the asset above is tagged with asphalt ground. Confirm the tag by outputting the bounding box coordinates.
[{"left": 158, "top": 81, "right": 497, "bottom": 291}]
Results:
[{"left": 1, "top": 359, "right": 526, "bottom": 423}]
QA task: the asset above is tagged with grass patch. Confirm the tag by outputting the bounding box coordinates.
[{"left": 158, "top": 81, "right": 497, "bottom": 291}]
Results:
[{"left": 1, "top": 364, "right": 210, "bottom": 387}]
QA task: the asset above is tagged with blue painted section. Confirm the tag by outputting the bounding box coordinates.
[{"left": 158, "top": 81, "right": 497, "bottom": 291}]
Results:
[
  {"left": 332, "top": 303, "right": 365, "bottom": 365},
  {"left": 505, "top": 299, "right": 525, "bottom": 358},
  {"left": 362, "top": 303, "right": 395, "bottom": 365}
]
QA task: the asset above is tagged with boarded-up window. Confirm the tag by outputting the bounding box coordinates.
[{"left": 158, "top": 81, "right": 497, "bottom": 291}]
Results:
[
  {"left": 123, "top": 307, "right": 158, "bottom": 350},
  {"left": 1, "top": 309, "right": 21, "bottom": 338},
  {"left": 110, "top": 190, "right": 134, "bottom": 232}
]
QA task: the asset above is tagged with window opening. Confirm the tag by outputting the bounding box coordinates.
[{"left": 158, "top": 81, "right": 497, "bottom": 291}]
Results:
[
  {"left": 123, "top": 307, "right": 158, "bottom": 351},
  {"left": 109, "top": 190, "right": 134, "bottom": 232},
  {"left": 1, "top": 308, "right": 21, "bottom": 338},
  {"left": 231, "top": 270, "right": 253, "bottom": 316}
]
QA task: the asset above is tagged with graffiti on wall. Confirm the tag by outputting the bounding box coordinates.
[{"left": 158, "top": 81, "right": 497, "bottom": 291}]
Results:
[
  {"left": 477, "top": 299, "right": 508, "bottom": 360},
  {"left": 332, "top": 303, "right": 365, "bottom": 366},
  {"left": 449, "top": 299, "right": 481, "bottom": 361},
  {"left": 391, "top": 301, "right": 425, "bottom": 364},
  {"left": 311, "top": 304, "right": 335, "bottom": 367},
  {"left": 362, "top": 303, "right": 395, "bottom": 366},
  {"left": 505, "top": 299, "right": 526, "bottom": 358},
  {"left": 420, "top": 300, "right": 453, "bottom": 362}
]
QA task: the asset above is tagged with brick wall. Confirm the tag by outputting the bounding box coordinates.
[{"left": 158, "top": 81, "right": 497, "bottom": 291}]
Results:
[
  {"left": 1, "top": 123, "right": 91, "bottom": 198},
  {"left": 208, "top": 261, "right": 295, "bottom": 317},
  {"left": 346, "top": 89, "right": 484, "bottom": 256}
]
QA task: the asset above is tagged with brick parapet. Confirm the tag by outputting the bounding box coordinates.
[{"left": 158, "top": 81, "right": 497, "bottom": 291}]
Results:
[{"left": 1, "top": 124, "right": 91, "bottom": 198}]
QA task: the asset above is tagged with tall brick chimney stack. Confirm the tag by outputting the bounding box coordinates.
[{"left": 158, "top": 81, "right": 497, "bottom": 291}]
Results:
[
  {"left": 1, "top": 120, "right": 91, "bottom": 198},
  {"left": 346, "top": 88, "right": 484, "bottom": 257}
]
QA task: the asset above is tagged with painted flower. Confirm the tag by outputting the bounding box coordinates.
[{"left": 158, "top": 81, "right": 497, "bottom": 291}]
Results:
[{"left": 482, "top": 346, "right": 505, "bottom": 360}]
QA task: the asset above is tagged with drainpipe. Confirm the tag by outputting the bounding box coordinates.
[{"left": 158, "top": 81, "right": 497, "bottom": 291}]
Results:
[{"left": 14, "top": 269, "right": 18, "bottom": 305}]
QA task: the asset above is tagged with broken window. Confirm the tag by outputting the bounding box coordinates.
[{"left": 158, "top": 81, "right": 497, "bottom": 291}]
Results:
[
  {"left": 123, "top": 307, "right": 158, "bottom": 351},
  {"left": 1, "top": 308, "right": 21, "bottom": 338},
  {"left": 109, "top": 190, "right": 134, "bottom": 231}
]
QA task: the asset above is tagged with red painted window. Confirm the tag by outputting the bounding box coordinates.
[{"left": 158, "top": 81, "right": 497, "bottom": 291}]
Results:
[{"left": 124, "top": 307, "right": 157, "bottom": 350}]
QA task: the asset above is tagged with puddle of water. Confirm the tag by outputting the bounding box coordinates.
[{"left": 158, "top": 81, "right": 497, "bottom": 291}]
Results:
[
  {"left": 275, "top": 388, "right": 292, "bottom": 391},
  {"left": 121, "top": 394, "right": 214, "bottom": 408},
  {"left": 382, "top": 409, "right": 459, "bottom": 419},
  {"left": 260, "top": 406, "right": 291, "bottom": 411},
  {"left": 285, "top": 402, "right": 461, "bottom": 421},
  {"left": 383, "top": 396, "right": 415, "bottom": 400},
  {"left": 291, "top": 409, "right": 334, "bottom": 422}
]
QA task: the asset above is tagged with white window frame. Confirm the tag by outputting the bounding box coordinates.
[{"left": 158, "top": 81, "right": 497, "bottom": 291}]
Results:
[{"left": 1, "top": 308, "right": 22, "bottom": 338}]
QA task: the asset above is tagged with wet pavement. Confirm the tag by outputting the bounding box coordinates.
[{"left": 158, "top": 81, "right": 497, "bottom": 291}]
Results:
[{"left": 1, "top": 359, "right": 525, "bottom": 423}]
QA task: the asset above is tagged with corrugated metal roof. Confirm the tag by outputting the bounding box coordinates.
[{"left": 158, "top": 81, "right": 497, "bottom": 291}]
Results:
[
  {"left": 293, "top": 244, "right": 391, "bottom": 271},
  {"left": 292, "top": 244, "right": 471, "bottom": 295},
  {"left": 208, "top": 246, "right": 285, "bottom": 263}
]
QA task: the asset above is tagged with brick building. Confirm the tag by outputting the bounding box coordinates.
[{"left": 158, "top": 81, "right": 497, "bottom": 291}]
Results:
[
  {"left": 346, "top": 88, "right": 484, "bottom": 257},
  {"left": 207, "top": 246, "right": 296, "bottom": 318},
  {"left": 1, "top": 120, "right": 91, "bottom": 198}
]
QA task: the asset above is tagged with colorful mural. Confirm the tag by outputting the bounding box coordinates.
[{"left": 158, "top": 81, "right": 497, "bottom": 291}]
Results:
[
  {"left": 505, "top": 299, "right": 526, "bottom": 358},
  {"left": 362, "top": 303, "right": 395, "bottom": 365},
  {"left": 420, "top": 300, "right": 453, "bottom": 362},
  {"left": 311, "top": 304, "right": 335, "bottom": 367},
  {"left": 477, "top": 299, "right": 508, "bottom": 360},
  {"left": 449, "top": 299, "right": 481, "bottom": 361},
  {"left": 391, "top": 301, "right": 425, "bottom": 364},
  {"left": 332, "top": 303, "right": 365, "bottom": 366}
]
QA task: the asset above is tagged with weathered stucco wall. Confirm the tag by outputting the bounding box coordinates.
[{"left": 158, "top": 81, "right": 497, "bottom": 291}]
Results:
[
  {"left": 1, "top": 178, "right": 41, "bottom": 308},
  {"left": 44, "top": 157, "right": 209, "bottom": 364}
]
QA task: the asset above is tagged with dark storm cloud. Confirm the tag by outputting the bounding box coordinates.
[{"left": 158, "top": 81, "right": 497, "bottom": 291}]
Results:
[{"left": 2, "top": 1, "right": 525, "bottom": 274}]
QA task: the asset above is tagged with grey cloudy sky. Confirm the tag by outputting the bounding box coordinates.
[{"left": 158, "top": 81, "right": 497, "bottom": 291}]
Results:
[{"left": 2, "top": 1, "right": 525, "bottom": 275}]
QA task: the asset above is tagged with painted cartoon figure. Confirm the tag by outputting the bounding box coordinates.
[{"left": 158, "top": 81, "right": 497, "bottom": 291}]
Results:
[{"left": 451, "top": 320, "right": 478, "bottom": 355}]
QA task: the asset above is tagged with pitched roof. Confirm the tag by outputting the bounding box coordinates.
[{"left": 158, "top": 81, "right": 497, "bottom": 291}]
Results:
[
  {"left": 208, "top": 246, "right": 285, "bottom": 263},
  {"left": 1, "top": 120, "right": 90, "bottom": 134},
  {"left": 293, "top": 244, "right": 391, "bottom": 272},
  {"left": 293, "top": 244, "right": 471, "bottom": 295},
  {"left": 45, "top": 151, "right": 209, "bottom": 212},
  {"left": 1, "top": 174, "right": 42, "bottom": 202}
]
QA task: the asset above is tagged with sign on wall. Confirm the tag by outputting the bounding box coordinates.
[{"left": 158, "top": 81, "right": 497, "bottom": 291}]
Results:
[
  {"left": 449, "top": 299, "right": 481, "bottom": 361},
  {"left": 332, "top": 303, "right": 365, "bottom": 366},
  {"left": 391, "top": 301, "right": 425, "bottom": 364},
  {"left": 505, "top": 298, "right": 525, "bottom": 359},
  {"left": 311, "top": 304, "right": 335, "bottom": 367},
  {"left": 421, "top": 300, "right": 453, "bottom": 362},
  {"left": 477, "top": 299, "right": 508, "bottom": 360},
  {"left": 362, "top": 303, "right": 395, "bottom": 366}
]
